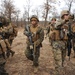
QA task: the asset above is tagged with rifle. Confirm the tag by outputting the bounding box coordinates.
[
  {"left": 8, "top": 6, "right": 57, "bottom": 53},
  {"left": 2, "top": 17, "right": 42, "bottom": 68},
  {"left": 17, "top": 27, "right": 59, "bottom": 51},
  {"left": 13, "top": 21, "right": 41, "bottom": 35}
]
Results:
[
  {"left": 25, "top": 25, "right": 36, "bottom": 61},
  {"left": 25, "top": 25, "right": 33, "bottom": 44},
  {"left": 67, "top": 22, "right": 72, "bottom": 60}
]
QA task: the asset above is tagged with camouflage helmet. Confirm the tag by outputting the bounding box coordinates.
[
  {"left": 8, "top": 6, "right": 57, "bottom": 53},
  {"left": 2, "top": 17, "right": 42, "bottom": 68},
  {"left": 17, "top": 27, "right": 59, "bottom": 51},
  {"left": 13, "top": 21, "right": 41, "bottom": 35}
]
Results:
[
  {"left": 61, "top": 10, "right": 69, "bottom": 19},
  {"left": 51, "top": 17, "right": 56, "bottom": 21},
  {"left": 30, "top": 15, "right": 39, "bottom": 22}
]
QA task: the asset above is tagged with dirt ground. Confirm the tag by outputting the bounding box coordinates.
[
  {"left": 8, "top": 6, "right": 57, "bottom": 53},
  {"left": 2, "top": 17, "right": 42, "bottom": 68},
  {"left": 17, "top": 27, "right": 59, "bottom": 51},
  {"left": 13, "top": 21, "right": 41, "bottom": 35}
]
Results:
[{"left": 5, "top": 28, "right": 75, "bottom": 75}]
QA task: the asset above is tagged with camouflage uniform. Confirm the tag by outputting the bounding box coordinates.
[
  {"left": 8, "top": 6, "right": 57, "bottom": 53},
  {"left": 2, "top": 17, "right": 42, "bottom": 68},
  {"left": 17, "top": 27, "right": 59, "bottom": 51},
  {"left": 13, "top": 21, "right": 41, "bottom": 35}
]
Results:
[
  {"left": 24, "top": 15, "right": 44, "bottom": 72},
  {"left": 48, "top": 18, "right": 56, "bottom": 46},
  {"left": 0, "top": 17, "right": 15, "bottom": 58},
  {"left": 69, "top": 14, "right": 75, "bottom": 57},
  {"left": 71, "top": 19, "right": 75, "bottom": 57},
  {"left": 52, "top": 10, "right": 70, "bottom": 75},
  {"left": 6, "top": 20, "right": 18, "bottom": 45},
  {"left": 0, "top": 16, "right": 8, "bottom": 74}
]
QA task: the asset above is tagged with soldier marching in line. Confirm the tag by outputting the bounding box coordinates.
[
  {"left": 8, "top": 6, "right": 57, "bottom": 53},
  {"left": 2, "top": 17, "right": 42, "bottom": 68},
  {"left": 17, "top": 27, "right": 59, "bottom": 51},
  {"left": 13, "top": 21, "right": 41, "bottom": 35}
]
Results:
[
  {"left": 6, "top": 20, "right": 18, "bottom": 46},
  {"left": 0, "top": 16, "right": 15, "bottom": 58},
  {"left": 0, "top": 16, "right": 9, "bottom": 75},
  {"left": 51, "top": 10, "right": 71, "bottom": 75},
  {"left": 69, "top": 14, "right": 75, "bottom": 58},
  {"left": 24, "top": 15, "right": 44, "bottom": 73},
  {"left": 46, "top": 17, "right": 56, "bottom": 46}
]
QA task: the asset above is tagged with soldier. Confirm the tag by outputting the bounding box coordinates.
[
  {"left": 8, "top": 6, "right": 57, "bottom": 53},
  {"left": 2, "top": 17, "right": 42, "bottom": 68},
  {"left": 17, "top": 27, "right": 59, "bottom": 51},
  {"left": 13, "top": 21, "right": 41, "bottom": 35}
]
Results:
[
  {"left": 0, "top": 16, "right": 8, "bottom": 75},
  {"left": 24, "top": 15, "right": 44, "bottom": 73},
  {"left": 69, "top": 14, "right": 75, "bottom": 58},
  {"left": 48, "top": 17, "right": 56, "bottom": 46},
  {"left": 52, "top": 10, "right": 70, "bottom": 75},
  {"left": 0, "top": 17, "right": 15, "bottom": 58},
  {"left": 72, "top": 20, "right": 75, "bottom": 58},
  {"left": 6, "top": 20, "right": 18, "bottom": 46}
]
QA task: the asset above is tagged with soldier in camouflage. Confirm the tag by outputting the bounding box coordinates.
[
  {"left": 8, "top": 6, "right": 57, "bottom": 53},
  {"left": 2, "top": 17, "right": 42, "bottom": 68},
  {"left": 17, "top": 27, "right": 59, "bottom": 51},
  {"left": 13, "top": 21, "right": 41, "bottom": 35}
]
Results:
[
  {"left": 6, "top": 19, "right": 18, "bottom": 46},
  {"left": 70, "top": 14, "right": 75, "bottom": 57},
  {"left": 0, "top": 17, "right": 15, "bottom": 58},
  {"left": 0, "top": 16, "right": 8, "bottom": 75},
  {"left": 47, "top": 17, "right": 56, "bottom": 46},
  {"left": 52, "top": 10, "right": 70, "bottom": 75},
  {"left": 24, "top": 15, "right": 44, "bottom": 73}
]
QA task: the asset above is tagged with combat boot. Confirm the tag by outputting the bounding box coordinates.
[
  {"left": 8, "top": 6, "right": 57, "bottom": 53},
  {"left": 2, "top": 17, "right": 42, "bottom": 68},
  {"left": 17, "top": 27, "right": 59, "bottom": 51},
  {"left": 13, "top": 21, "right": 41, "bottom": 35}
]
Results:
[
  {"left": 6, "top": 51, "right": 10, "bottom": 58},
  {"left": 10, "top": 51, "right": 15, "bottom": 57},
  {"left": 6, "top": 50, "right": 15, "bottom": 58},
  {"left": 0, "top": 72, "right": 9, "bottom": 75},
  {"left": 33, "top": 67, "right": 38, "bottom": 73}
]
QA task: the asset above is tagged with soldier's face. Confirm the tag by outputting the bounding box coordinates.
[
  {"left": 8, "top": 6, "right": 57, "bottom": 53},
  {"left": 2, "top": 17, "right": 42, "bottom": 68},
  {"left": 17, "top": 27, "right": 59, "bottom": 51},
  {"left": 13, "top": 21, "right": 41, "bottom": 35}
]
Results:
[
  {"left": 51, "top": 20, "right": 56, "bottom": 24},
  {"left": 64, "top": 14, "right": 69, "bottom": 20},
  {"left": 31, "top": 20, "right": 37, "bottom": 26}
]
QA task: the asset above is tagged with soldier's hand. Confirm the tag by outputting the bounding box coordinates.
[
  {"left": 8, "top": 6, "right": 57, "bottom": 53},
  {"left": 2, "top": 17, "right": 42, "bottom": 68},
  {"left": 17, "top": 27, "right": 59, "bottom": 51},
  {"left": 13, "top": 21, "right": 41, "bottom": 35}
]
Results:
[{"left": 26, "top": 32, "right": 32, "bottom": 37}]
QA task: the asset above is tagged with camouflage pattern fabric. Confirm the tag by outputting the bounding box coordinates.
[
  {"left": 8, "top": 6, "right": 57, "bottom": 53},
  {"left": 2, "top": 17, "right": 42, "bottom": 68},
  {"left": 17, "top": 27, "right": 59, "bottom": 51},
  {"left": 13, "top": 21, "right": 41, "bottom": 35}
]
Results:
[
  {"left": 52, "top": 41, "right": 66, "bottom": 75},
  {"left": 71, "top": 21, "right": 75, "bottom": 57},
  {"left": 25, "top": 44, "right": 40, "bottom": 66},
  {"left": 8, "top": 24, "right": 18, "bottom": 45},
  {"left": 24, "top": 25, "right": 44, "bottom": 67}
]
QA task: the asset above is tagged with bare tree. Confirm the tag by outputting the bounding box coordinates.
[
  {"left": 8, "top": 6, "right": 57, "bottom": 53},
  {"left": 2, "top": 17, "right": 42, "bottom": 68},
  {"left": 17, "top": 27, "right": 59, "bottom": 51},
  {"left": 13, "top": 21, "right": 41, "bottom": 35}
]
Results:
[
  {"left": 32, "top": 7, "right": 41, "bottom": 18},
  {"left": 23, "top": 8, "right": 28, "bottom": 25},
  {"left": 15, "top": 9, "right": 20, "bottom": 26},
  {"left": 1, "top": 0, "right": 17, "bottom": 21},
  {"left": 24, "top": 0, "right": 32, "bottom": 24},
  {"left": 64, "top": 0, "right": 75, "bottom": 12},
  {"left": 42, "top": 0, "right": 56, "bottom": 26},
  {"left": 42, "top": 0, "right": 50, "bottom": 26}
]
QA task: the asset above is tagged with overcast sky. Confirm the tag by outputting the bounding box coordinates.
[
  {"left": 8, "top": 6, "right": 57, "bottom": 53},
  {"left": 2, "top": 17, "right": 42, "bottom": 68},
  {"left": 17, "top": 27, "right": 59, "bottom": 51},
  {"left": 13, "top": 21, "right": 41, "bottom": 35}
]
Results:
[
  {"left": 13, "top": 0, "right": 66, "bottom": 18},
  {"left": 14, "top": 0, "right": 45, "bottom": 15},
  {"left": 0, "top": 0, "right": 75, "bottom": 19}
]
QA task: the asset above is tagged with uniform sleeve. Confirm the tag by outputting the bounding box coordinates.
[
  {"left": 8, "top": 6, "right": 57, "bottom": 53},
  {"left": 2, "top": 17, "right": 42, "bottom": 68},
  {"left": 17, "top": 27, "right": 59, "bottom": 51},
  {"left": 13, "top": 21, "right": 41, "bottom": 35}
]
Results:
[
  {"left": 2, "top": 24, "right": 13, "bottom": 34},
  {"left": 46, "top": 26, "right": 50, "bottom": 34},
  {"left": 34, "top": 28, "right": 44, "bottom": 47},
  {"left": 55, "top": 20, "right": 65, "bottom": 29},
  {"left": 39, "top": 28, "right": 44, "bottom": 42},
  {"left": 24, "top": 28, "right": 29, "bottom": 36}
]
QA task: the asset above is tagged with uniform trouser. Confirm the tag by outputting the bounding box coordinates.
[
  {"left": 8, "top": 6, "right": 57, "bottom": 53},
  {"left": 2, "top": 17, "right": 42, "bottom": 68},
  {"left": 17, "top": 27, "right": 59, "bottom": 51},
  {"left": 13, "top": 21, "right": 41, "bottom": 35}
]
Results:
[
  {"left": 4, "top": 39, "right": 11, "bottom": 49},
  {"left": 72, "top": 39, "right": 75, "bottom": 57},
  {"left": 25, "top": 44, "right": 40, "bottom": 67},
  {"left": 72, "top": 39, "right": 75, "bottom": 51},
  {"left": 8, "top": 39, "right": 13, "bottom": 46},
  {"left": 4, "top": 39, "right": 15, "bottom": 57},
  {"left": 52, "top": 41, "right": 66, "bottom": 75},
  {"left": 0, "top": 54, "right": 6, "bottom": 74}
]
